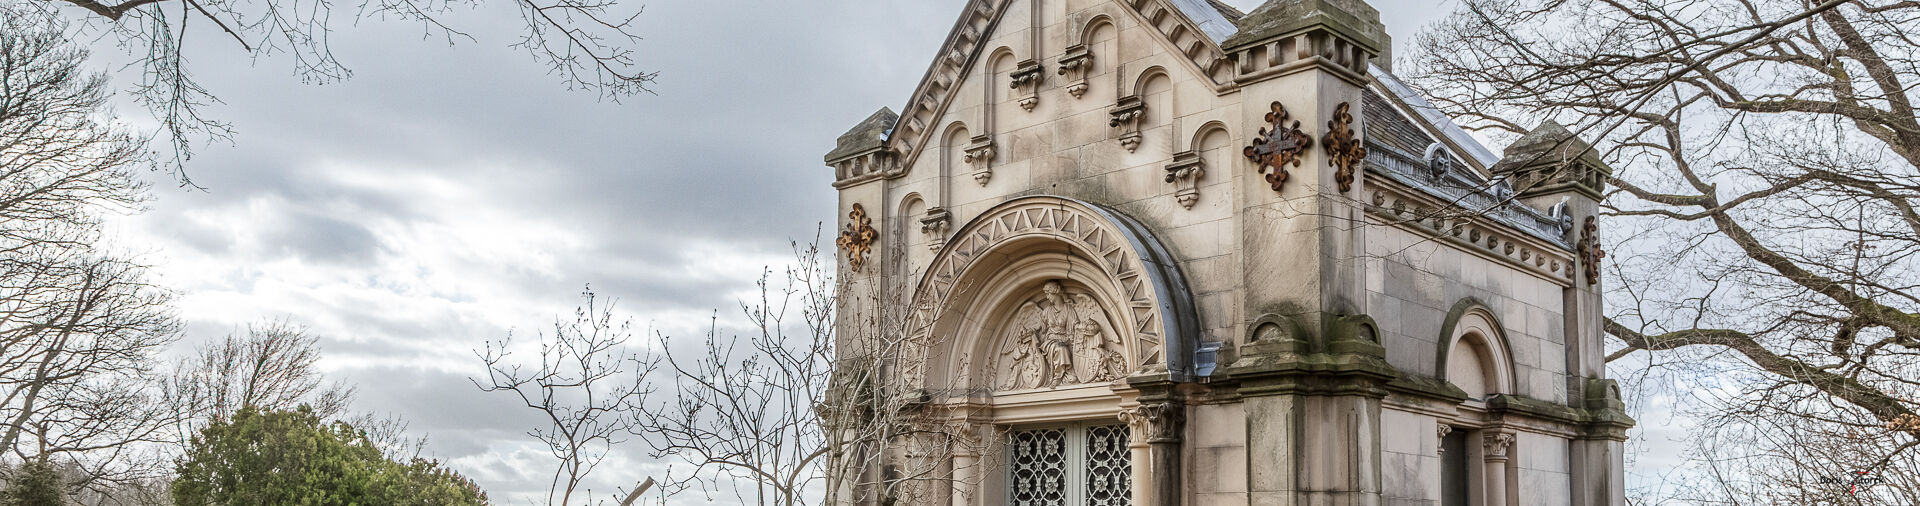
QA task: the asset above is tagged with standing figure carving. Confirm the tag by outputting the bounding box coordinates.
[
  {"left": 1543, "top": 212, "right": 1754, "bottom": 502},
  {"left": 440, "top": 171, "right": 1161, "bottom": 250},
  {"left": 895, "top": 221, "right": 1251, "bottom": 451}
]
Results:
[{"left": 1004, "top": 281, "right": 1128, "bottom": 390}]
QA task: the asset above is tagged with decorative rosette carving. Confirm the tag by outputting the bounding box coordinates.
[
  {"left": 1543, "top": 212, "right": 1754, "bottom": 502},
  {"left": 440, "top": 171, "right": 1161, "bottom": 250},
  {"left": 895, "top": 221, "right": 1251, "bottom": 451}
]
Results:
[
  {"left": 1323, "top": 102, "right": 1366, "bottom": 193},
  {"left": 1578, "top": 216, "right": 1606, "bottom": 285},
  {"left": 1244, "top": 101, "right": 1313, "bottom": 193},
  {"left": 836, "top": 204, "right": 878, "bottom": 272}
]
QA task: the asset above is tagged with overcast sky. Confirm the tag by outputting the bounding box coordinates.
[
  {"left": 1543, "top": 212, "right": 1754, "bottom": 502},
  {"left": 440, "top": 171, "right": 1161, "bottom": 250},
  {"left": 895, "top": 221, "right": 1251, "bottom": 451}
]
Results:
[{"left": 86, "top": 0, "right": 1682, "bottom": 503}]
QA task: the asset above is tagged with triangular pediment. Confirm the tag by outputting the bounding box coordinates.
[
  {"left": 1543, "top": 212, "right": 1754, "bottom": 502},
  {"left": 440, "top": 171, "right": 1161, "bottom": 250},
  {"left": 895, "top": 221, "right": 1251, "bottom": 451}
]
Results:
[{"left": 880, "top": 0, "right": 1247, "bottom": 168}]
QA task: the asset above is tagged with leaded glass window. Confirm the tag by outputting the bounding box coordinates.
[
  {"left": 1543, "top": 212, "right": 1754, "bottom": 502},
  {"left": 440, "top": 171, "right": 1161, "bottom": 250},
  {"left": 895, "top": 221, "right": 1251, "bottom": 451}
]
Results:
[{"left": 1009, "top": 424, "right": 1131, "bottom": 506}]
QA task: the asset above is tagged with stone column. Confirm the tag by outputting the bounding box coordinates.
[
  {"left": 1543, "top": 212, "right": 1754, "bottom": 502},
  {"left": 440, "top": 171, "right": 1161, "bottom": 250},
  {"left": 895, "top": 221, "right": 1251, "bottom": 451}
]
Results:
[
  {"left": 1122, "top": 401, "right": 1184, "bottom": 506},
  {"left": 950, "top": 451, "right": 976, "bottom": 506},
  {"left": 947, "top": 422, "right": 985, "bottom": 506},
  {"left": 1483, "top": 432, "right": 1516, "bottom": 506}
]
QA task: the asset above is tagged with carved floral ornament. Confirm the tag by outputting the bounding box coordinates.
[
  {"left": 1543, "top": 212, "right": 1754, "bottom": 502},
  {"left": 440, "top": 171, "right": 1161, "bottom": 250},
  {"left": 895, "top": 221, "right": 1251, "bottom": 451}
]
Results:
[
  {"left": 1057, "top": 44, "right": 1092, "bottom": 99},
  {"left": 1322, "top": 102, "right": 1366, "bottom": 193},
  {"left": 1001, "top": 281, "right": 1129, "bottom": 390},
  {"left": 1244, "top": 101, "right": 1313, "bottom": 193},
  {"left": 1483, "top": 432, "right": 1517, "bottom": 460},
  {"left": 1119, "top": 402, "right": 1183, "bottom": 443},
  {"left": 836, "top": 204, "right": 878, "bottom": 272},
  {"left": 1578, "top": 216, "right": 1606, "bottom": 285}
]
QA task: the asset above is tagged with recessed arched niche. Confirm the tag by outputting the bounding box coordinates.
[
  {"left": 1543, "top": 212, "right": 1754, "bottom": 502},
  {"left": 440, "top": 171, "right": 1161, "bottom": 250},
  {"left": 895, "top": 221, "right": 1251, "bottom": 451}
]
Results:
[{"left": 1439, "top": 302, "right": 1515, "bottom": 401}]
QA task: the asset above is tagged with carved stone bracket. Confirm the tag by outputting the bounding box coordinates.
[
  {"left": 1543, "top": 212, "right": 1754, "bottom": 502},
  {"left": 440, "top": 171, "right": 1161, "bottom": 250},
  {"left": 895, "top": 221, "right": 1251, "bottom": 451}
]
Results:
[
  {"left": 1578, "top": 216, "right": 1606, "bottom": 285},
  {"left": 1120, "top": 402, "right": 1184, "bottom": 444},
  {"left": 1436, "top": 424, "right": 1454, "bottom": 455},
  {"left": 1057, "top": 45, "right": 1092, "bottom": 98},
  {"left": 1244, "top": 101, "right": 1313, "bottom": 193},
  {"left": 1323, "top": 102, "right": 1366, "bottom": 193},
  {"left": 836, "top": 204, "right": 878, "bottom": 273},
  {"left": 964, "top": 136, "right": 997, "bottom": 186},
  {"left": 1109, "top": 95, "right": 1146, "bottom": 153},
  {"left": 1483, "top": 432, "right": 1516, "bottom": 461},
  {"left": 1164, "top": 150, "right": 1205, "bottom": 209},
  {"left": 920, "top": 207, "right": 953, "bottom": 252},
  {"left": 1010, "top": 59, "right": 1045, "bottom": 112}
]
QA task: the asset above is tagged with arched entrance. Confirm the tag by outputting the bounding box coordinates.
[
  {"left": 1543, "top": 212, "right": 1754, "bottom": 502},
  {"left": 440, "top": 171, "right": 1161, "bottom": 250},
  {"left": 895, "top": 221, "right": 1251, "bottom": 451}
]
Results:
[{"left": 910, "top": 196, "right": 1198, "bottom": 506}]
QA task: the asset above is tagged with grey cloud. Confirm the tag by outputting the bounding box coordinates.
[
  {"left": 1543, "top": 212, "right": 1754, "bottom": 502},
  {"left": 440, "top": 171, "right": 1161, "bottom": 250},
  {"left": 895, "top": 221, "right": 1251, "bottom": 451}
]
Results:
[{"left": 266, "top": 208, "right": 388, "bottom": 265}]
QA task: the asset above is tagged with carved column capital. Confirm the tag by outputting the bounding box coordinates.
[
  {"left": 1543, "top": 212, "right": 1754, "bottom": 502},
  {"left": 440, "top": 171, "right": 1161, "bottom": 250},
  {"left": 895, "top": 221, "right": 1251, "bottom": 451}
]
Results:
[
  {"left": 1010, "top": 59, "right": 1044, "bottom": 111},
  {"left": 1057, "top": 45, "right": 1092, "bottom": 98},
  {"left": 919, "top": 207, "right": 953, "bottom": 252},
  {"left": 1109, "top": 96, "right": 1146, "bottom": 153},
  {"left": 1164, "top": 150, "right": 1206, "bottom": 210},
  {"left": 1120, "top": 402, "right": 1184, "bottom": 444},
  {"left": 1483, "top": 432, "right": 1516, "bottom": 461},
  {"left": 964, "top": 137, "right": 996, "bottom": 186}
]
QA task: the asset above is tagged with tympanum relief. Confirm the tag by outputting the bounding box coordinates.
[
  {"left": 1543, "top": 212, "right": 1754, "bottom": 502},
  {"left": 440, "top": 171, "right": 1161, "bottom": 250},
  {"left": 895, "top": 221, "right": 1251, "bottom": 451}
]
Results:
[{"left": 1002, "top": 281, "right": 1128, "bottom": 390}]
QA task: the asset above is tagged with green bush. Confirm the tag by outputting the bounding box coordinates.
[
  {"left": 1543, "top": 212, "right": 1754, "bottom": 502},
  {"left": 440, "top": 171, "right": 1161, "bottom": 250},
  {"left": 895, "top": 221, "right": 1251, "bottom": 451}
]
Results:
[
  {"left": 171, "top": 406, "right": 487, "bottom": 506},
  {"left": 1, "top": 460, "right": 68, "bottom": 506}
]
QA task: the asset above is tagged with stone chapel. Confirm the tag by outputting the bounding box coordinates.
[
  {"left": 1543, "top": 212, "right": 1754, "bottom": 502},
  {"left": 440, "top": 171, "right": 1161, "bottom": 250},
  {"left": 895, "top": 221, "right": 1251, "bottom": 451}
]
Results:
[{"left": 822, "top": 1, "right": 1633, "bottom": 505}]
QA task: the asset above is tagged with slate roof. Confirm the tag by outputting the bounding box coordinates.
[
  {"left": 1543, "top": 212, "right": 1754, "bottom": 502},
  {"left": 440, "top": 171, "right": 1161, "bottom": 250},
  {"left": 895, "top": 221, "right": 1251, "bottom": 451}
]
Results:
[{"left": 1171, "top": 0, "right": 1248, "bottom": 43}]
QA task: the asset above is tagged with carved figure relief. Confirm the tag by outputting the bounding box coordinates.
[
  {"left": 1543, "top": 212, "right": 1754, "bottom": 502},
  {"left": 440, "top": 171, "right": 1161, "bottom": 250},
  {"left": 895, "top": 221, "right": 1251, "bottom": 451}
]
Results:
[
  {"left": 1323, "top": 102, "right": 1366, "bottom": 193},
  {"left": 1578, "top": 216, "right": 1606, "bottom": 285},
  {"left": 1003, "top": 281, "right": 1127, "bottom": 390},
  {"left": 1244, "top": 101, "right": 1313, "bottom": 193},
  {"left": 836, "top": 204, "right": 877, "bottom": 272}
]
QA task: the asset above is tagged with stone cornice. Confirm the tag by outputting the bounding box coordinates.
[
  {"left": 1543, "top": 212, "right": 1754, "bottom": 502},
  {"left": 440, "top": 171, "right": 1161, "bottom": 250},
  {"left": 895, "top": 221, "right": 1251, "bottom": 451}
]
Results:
[{"left": 1365, "top": 176, "right": 1579, "bottom": 286}]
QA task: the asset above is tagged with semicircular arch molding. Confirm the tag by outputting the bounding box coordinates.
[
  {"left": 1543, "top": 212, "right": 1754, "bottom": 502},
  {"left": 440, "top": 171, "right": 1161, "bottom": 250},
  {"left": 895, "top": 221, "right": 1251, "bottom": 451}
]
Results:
[{"left": 915, "top": 196, "right": 1201, "bottom": 388}]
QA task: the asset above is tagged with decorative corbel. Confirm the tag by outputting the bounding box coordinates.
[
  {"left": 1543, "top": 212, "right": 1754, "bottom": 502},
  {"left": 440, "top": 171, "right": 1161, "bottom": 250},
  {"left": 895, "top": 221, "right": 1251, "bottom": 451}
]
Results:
[
  {"left": 836, "top": 204, "right": 878, "bottom": 273},
  {"left": 919, "top": 207, "right": 953, "bottom": 252},
  {"left": 1578, "top": 216, "right": 1606, "bottom": 285},
  {"left": 1164, "top": 150, "right": 1205, "bottom": 209},
  {"left": 1009, "top": 59, "right": 1045, "bottom": 112},
  {"left": 1322, "top": 102, "right": 1366, "bottom": 193},
  {"left": 1057, "top": 45, "right": 1092, "bottom": 99},
  {"left": 964, "top": 136, "right": 996, "bottom": 186},
  {"left": 1436, "top": 424, "right": 1454, "bottom": 455},
  {"left": 1243, "top": 101, "right": 1313, "bottom": 193},
  {"left": 1109, "top": 95, "right": 1146, "bottom": 153}
]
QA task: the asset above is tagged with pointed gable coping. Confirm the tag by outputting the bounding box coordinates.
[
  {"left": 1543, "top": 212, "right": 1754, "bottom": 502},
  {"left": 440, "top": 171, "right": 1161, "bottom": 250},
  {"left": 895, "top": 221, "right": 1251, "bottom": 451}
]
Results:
[{"left": 881, "top": 0, "right": 1243, "bottom": 172}]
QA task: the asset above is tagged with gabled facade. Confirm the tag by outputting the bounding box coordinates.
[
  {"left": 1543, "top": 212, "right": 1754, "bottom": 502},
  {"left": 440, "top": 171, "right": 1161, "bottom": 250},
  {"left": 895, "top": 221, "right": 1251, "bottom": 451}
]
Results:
[{"left": 823, "top": 1, "right": 1631, "bottom": 505}]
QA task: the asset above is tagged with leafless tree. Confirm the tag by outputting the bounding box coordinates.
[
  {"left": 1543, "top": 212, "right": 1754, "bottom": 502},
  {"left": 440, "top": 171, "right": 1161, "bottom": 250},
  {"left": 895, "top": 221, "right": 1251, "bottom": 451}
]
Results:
[
  {"left": 1410, "top": 0, "right": 1919, "bottom": 501},
  {"left": 164, "top": 319, "right": 353, "bottom": 429},
  {"left": 0, "top": 10, "right": 184, "bottom": 499},
  {"left": 156, "top": 318, "right": 441, "bottom": 464},
  {"left": 5, "top": 0, "right": 656, "bottom": 186},
  {"left": 475, "top": 287, "right": 654, "bottom": 506},
  {"left": 631, "top": 239, "right": 987, "bottom": 506}
]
